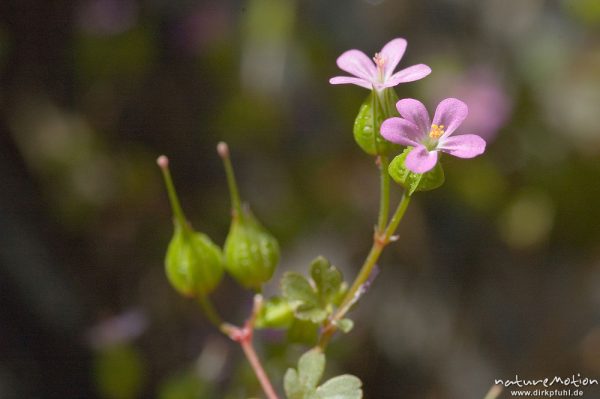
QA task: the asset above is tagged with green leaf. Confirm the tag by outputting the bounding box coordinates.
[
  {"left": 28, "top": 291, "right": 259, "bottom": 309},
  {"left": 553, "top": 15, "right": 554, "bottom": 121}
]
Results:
[
  {"left": 298, "top": 350, "right": 325, "bottom": 390},
  {"left": 333, "top": 318, "right": 354, "bottom": 334},
  {"left": 284, "top": 369, "right": 307, "bottom": 399},
  {"left": 310, "top": 257, "right": 342, "bottom": 306},
  {"left": 388, "top": 148, "right": 445, "bottom": 195},
  {"left": 282, "top": 272, "right": 319, "bottom": 305},
  {"left": 281, "top": 272, "right": 327, "bottom": 323},
  {"left": 353, "top": 90, "right": 400, "bottom": 156},
  {"left": 316, "top": 375, "right": 363, "bottom": 399},
  {"left": 284, "top": 350, "right": 326, "bottom": 399},
  {"left": 255, "top": 296, "right": 294, "bottom": 329}
]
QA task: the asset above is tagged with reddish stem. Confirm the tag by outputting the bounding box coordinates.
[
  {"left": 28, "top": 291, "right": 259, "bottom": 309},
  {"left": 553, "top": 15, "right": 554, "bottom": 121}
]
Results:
[
  {"left": 238, "top": 329, "right": 279, "bottom": 399},
  {"left": 222, "top": 295, "right": 280, "bottom": 399}
]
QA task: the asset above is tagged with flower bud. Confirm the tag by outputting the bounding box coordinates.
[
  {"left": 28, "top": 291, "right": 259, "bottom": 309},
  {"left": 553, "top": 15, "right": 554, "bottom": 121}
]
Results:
[
  {"left": 157, "top": 156, "right": 224, "bottom": 297},
  {"left": 224, "top": 208, "right": 280, "bottom": 290}
]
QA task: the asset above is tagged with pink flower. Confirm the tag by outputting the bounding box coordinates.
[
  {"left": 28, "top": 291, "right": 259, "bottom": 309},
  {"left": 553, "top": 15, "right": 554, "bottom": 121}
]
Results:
[
  {"left": 381, "top": 98, "right": 486, "bottom": 173},
  {"left": 329, "top": 38, "right": 431, "bottom": 91}
]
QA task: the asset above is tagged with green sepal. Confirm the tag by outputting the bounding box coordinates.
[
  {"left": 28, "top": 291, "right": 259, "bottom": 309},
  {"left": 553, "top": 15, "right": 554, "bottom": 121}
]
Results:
[
  {"left": 165, "top": 222, "right": 224, "bottom": 297},
  {"left": 353, "top": 89, "right": 400, "bottom": 156},
  {"left": 388, "top": 148, "right": 445, "bottom": 195},
  {"left": 255, "top": 296, "right": 294, "bottom": 329},
  {"left": 224, "top": 208, "right": 280, "bottom": 291}
]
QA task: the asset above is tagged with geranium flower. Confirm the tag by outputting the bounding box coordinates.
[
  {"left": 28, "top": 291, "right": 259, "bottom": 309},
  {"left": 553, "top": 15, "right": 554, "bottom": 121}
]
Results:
[
  {"left": 380, "top": 98, "right": 486, "bottom": 173},
  {"left": 329, "top": 38, "right": 431, "bottom": 91}
]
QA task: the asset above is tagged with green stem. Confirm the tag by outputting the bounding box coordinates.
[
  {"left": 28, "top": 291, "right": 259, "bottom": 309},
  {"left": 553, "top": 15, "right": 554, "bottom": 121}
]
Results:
[
  {"left": 157, "top": 156, "right": 189, "bottom": 231},
  {"left": 317, "top": 193, "right": 411, "bottom": 349},
  {"left": 377, "top": 155, "right": 390, "bottom": 233},
  {"left": 383, "top": 192, "right": 411, "bottom": 239},
  {"left": 197, "top": 295, "right": 226, "bottom": 332},
  {"left": 217, "top": 142, "right": 243, "bottom": 218}
]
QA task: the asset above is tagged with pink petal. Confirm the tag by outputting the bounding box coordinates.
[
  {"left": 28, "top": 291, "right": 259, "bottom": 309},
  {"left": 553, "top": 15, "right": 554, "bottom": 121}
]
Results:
[
  {"left": 329, "top": 76, "right": 373, "bottom": 90},
  {"left": 336, "top": 49, "right": 376, "bottom": 81},
  {"left": 387, "top": 64, "right": 432, "bottom": 86},
  {"left": 438, "top": 134, "right": 486, "bottom": 158},
  {"left": 405, "top": 146, "right": 439, "bottom": 174},
  {"left": 396, "top": 98, "right": 431, "bottom": 134},
  {"left": 432, "top": 98, "right": 468, "bottom": 137},
  {"left": 380, "top": 117, "right": 421, "bottom": 146},
  {"left": 380, "top": 38, "right": 407, "bottom": 79}
]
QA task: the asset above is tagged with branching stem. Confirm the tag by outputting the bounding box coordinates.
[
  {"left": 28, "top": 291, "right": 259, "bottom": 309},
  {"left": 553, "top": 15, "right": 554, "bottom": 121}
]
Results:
[{"left": 198, "top": 294, "right": 279, "bottom": 399}]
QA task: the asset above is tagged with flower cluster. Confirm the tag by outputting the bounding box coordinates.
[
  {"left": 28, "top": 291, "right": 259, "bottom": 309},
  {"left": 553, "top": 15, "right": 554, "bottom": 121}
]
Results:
[{"left": 330, "top": 38, "right": 486, "bottom": 174}]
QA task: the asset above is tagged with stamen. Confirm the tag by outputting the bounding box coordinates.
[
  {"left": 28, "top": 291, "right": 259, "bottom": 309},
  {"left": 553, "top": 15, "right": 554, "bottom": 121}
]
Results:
[
  {"left": 429, "top": 124, "right": 445, "bottom": 139},
  {"left": 373, "top": 52, "right": 386, "bottom": 69},
  {"left": 373, "top": 53, "right": 386, "bottom": 81}
]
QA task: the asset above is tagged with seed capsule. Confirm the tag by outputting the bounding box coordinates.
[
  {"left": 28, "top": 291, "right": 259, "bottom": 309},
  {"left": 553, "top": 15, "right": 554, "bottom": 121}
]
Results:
[
  {"left": 224, "top": 208, "right": 280, "bottom": 290},
  {"left": 165, "top": 222, "right": 224, "bottom": 296},
  {"left": 158, "top": 155, "right": 224, "bottom": 297}
]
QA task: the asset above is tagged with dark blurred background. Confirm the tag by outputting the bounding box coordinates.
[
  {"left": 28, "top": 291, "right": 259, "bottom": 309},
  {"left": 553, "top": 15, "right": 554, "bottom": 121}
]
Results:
[{"left": 1, "top": 0, "right": 599, "bottom": 398}]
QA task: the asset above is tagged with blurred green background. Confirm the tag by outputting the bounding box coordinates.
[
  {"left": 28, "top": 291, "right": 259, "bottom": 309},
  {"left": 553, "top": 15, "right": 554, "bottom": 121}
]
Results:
[{"left": 1, "top": 0, "right": 599, "bottom": 398}]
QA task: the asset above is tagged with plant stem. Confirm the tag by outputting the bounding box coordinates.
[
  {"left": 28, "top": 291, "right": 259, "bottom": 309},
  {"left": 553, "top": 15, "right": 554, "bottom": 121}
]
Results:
[
  {"left": 317, "top": 193, "right": 411, "bottom": 349},
  {"left": 240, "top": 338, "right": 280, "bottom": 399},
  {"left": 377, "top": 155, "right": 390, "bottom": 233},
  {"left": 197, "top": 294, "right": 279, "bottom": 399},
  {"left": 197, "top": 295, "right": 228, "bottom": 334},
  {"left": 217, "top": 142, "right": 243, "bottom": 218}
]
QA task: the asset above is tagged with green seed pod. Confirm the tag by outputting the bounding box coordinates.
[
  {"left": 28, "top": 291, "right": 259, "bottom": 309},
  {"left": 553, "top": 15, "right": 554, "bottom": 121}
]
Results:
[
  {"left": 157, "top": 155, "right": 224, "bottom": 297},
  {"left": 224, "top": 209, "right": 280, "bottom": 290},
  {"left": 165, "top": 222, "right": 224, "bottom": 296},
  {"left": 353, "top": 88, "right": 400, "bottom": 156}
]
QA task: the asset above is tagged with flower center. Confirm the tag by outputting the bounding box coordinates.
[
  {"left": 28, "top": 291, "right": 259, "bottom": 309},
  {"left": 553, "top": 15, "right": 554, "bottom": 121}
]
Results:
[
  {"left": 373, "top": 53, "right": 386, "bottom": 81},
  {"left": 429, "top": 124, "right": 445, "bottom": 139}
]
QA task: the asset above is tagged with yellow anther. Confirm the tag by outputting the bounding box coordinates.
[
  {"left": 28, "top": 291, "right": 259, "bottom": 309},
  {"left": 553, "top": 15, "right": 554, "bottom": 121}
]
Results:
[{"left": 429, "top": 124, "right": 445, "bottom": 139}]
